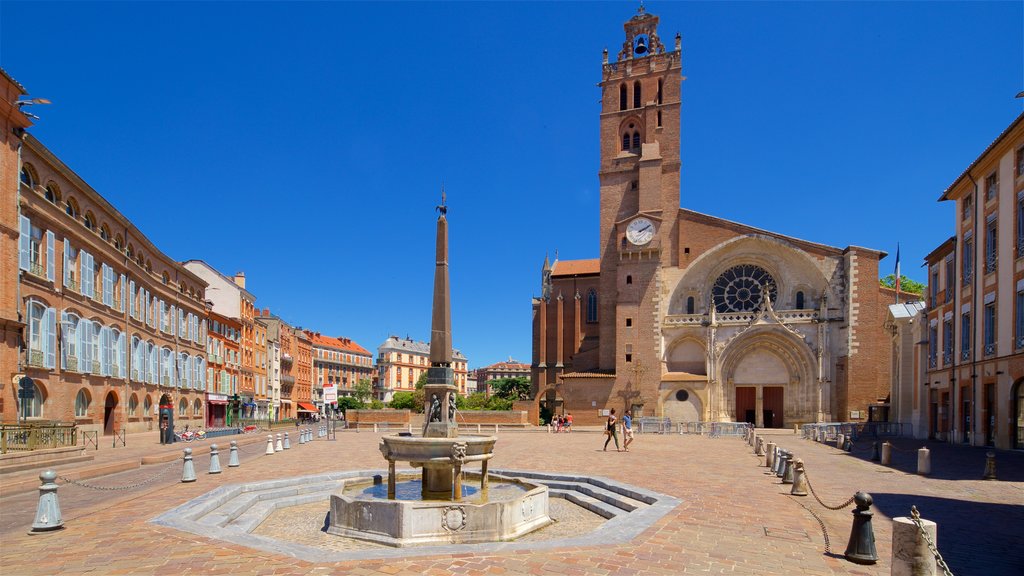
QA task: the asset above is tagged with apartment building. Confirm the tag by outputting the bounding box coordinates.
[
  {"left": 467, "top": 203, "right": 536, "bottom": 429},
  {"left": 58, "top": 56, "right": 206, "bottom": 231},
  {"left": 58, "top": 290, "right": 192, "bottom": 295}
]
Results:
[
  {"left": 475, "top": 359, "right": 531, "bottom": 397},
  {"left": 308, "top": 332, "right": 374, "bottom": 412},
  {"left": 925, "top": 111, "right": 1024, "bottom": 449},
  {"left": 376, "top": 336, "right": 469, "bottom": 402},
  {"left": 205, "top": 310, "right": 240, "bottom": 426}
]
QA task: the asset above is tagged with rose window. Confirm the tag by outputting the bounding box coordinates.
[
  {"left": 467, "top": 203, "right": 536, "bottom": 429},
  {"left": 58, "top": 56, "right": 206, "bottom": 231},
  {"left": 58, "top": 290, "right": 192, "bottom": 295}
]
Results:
[{"left": 711, "top": 264, "right": 778, "bottom": 313}]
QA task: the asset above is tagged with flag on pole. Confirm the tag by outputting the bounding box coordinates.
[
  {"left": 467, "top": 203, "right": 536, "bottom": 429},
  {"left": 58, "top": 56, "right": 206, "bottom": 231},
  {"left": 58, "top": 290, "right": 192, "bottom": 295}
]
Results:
[{"left": 894, "top": 243, "right": 901, "bottom": 294}]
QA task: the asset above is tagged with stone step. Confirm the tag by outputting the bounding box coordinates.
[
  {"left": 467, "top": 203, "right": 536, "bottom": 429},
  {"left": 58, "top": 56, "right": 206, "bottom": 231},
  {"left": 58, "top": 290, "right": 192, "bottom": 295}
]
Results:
[
  {"left": 542, "top": 480, "right": 643, "bottom": 512},
  {"left": 0, "top": 453, "right": 95, "bottom": 475},
  {"left": 196, "top": 480, "right": 341, "bottom": 528},
  {"left": 493, "top": 469, "right": 656, "bottom": 507},
  {"left": 550, "top": 489, "right": 621, "bottom": 520}
]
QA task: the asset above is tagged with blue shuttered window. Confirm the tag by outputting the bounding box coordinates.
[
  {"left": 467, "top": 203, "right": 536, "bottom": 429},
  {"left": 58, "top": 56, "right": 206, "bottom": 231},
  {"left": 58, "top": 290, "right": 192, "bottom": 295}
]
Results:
[
  {"left": 18, "top": 215, "right": 30, "bottom": 271},
  {"left": 120, "top": 275, "right": 127, "bottom": 311},
  {"left": 169, "top": 306, "right": 176, "bottom": 336},
  {"left": 118, "top": 332, "right": 126, "bottom": 379},
  {"left": 45, "top": 231, "right": 55, "bottom": 281},
  {"left": 44, "top": 307, "right": 56, "bottom": 369}
]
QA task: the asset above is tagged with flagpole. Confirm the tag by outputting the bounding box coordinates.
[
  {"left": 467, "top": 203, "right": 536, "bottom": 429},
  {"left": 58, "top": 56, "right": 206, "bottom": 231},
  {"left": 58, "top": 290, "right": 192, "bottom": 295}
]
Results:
[{"left": 894, "top": 242, "right": 901, "bottom": 304}]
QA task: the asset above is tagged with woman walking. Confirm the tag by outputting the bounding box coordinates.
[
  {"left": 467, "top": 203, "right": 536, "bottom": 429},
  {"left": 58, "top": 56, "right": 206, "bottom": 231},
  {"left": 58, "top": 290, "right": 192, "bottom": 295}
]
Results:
[{"left": 603, "top": 408, "right": 620, "bottom": 452}]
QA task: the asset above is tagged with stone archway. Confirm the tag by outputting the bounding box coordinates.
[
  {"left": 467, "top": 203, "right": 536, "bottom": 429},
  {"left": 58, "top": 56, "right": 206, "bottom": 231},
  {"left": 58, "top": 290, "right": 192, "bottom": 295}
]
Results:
[{"left": 103, "top": 391, "right": 119, "bottom": 436}]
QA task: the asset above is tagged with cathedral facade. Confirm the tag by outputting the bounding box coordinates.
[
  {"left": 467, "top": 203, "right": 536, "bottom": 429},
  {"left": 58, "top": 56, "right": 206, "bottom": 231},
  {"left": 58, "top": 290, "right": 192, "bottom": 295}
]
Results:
[{"left": 531, "top": 8, "right": 898, "bottom": 427}]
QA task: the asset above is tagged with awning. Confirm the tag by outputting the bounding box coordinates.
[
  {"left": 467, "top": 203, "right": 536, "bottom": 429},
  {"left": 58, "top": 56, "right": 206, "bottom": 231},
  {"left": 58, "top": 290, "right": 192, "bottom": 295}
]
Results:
[
  {"left": 297, "top": 402, "right": 319, "bottom": 412},
  {"left": 207, "top": 399, "right": 228, "bottom": 405}
]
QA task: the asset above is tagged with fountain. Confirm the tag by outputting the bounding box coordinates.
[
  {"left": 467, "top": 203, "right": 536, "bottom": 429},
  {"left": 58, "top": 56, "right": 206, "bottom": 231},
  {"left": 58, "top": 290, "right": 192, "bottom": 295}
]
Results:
[{"left": 327, "top": 193, "right": 552, "bottom": 546}]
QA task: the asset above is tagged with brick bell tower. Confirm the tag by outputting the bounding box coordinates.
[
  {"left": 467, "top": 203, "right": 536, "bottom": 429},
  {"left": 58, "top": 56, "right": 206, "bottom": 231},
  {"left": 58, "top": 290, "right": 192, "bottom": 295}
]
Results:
[{"left": 597, "top": 7, "right": 682, "bottom": 399}]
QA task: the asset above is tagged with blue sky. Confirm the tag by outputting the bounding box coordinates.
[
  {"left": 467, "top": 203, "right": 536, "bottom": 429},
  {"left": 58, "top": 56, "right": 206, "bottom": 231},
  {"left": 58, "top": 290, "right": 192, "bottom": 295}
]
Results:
[{"left": 3, "top": 1, "right": 1022, "bottom": 369}]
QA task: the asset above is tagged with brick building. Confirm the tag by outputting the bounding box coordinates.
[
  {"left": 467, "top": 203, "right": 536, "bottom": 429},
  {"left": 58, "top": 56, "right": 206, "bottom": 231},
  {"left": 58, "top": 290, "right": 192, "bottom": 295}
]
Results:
[
  {"left": 376, "top": 336, "right": 469, "bottom": 402},
  {"left": 255, "top": 309, "right": 295, "bottom": 420},
  {"left": 532, "top": 8, "right": 896, "bottom": 427},
  {"left": 12, "top": 130, "right": 209, "bottom": 434},
  {"left": 308, "top": 332, "right": 373, "bottom": 412},
  {"left": 922, "top": 112, "right": 1024, "bottom": 449},
  {"left": 204, "top": 310, "right": 240, "bottom": 426},
  {"left": 294, "top": 328, "right": 314, "bottom": 417},
  {"left": 475, "top": 359, "right": 530, "bottom": 397}
]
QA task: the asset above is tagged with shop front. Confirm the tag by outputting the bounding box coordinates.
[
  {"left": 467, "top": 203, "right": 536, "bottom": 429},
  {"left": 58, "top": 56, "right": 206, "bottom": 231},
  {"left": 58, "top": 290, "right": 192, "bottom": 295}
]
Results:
[{"left": 206, "top": 393, "right": 228, "bottom": 428}]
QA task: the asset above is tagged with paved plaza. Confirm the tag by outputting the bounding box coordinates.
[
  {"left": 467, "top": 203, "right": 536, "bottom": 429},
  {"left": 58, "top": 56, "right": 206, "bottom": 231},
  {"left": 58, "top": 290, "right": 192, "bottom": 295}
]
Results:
[{"left": 1, "top": 429, "right": 1021, "bottom": 575}]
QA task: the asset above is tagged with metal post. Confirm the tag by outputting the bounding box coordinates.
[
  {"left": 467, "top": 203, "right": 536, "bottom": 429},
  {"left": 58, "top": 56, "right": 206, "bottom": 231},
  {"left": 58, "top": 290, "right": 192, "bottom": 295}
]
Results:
[
  {"left": 844, "top": 492, "right": 878, "bottom": 565},
  {"left": 29, "top": 470, "right": 64, "bottom": 533},
  {"left": 870, "top": 441, "right": 880, "bottom": 462}
]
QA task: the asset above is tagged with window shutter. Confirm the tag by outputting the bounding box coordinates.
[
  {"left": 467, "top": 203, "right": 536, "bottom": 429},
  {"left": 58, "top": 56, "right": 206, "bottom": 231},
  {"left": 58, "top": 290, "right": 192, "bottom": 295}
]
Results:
[
  {"left": 160, "top": 301, "right": 166, "bottom": 331},
  {"left": 19, "top": 215, "right": 30, "bottom": 271},
  {"left": 100, "top": 327, "right": 110, "bottom": 376},
  {"left": 169, "top": 306, "right": 176, "bottom": 336},
  {"left": 120, "top": 274, "right": 127, "bottom": 312},
  {"left": 105, "top": 265, "right": 114, "bottom": 306},
  {"left": 80, "top": 252, "right": 89, "bottom": 297},
  {"left": 45, "top": 307, "right": 56, "bottom": 369},
  {"left": 63, "top": 239, "right": 71, "bottom": 287},
  {"left": 46, "top": 231, "right": 55, "bottom": 281},
  {"left": 119, "top": 332, "right": 126, "bottom": 379},
  {"left": 60, "top": 311, "right": 68, "bottom": 370},
  {"left": 129, "top": 280, "right": 136, "bottom": 318},
  {"left": 78, "top": 319, "right": 89, "bottom": 372}
]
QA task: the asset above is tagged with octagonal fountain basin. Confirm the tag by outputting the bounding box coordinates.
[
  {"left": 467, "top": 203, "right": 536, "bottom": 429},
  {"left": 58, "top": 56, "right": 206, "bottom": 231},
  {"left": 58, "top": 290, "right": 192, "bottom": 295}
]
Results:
[
  {"left": 380, "top": 434, "right": 497, "bottom": 463},
  {"left": 328, "top": 472, "right": 551, "bottom": 547}
]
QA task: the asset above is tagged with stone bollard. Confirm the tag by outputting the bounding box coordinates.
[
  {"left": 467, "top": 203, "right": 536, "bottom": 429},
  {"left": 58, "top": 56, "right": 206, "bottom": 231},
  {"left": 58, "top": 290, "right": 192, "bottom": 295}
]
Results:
[
  {"left": 755, "top": 437, "right": 765, "bottom": 456},
  {"left": 836, "top": 433, "right": 845, "bottom": 449},
  {"left": 228, "top": 441, "right": 240, "bottom": 467},
  {"left": 793, "top": 424, "right": 799, "bottom": 435},
  {"left": 181, "top": 448, "right": 197, "bottom": 482},
  {"left": 208, "top": 444, "right": 222, "bottom": 474},
  {"left": 765, "top": 442, "right": 776, "bottom": 469},
  {"left": 812, "top": 427, "right": 819, "bottom": 442},
  {"left": 844, "top": 492, "right": 878, "bottom": 565},
  {"left": 917, "top": 447, "right": 930, "bottom": 475},
  {"left": 881, "top": 441, "right": 892, "bottom": 465},
  {"left": 790, "top": 459, "right": 808, "bottom": 496},
  {"left": 298, "top": 429, "right": 305, "bottom": 445},
  {"left": 29, "top": 470, "right": 64, "bottom": 533},
  {"left": 771, "top": 447, "right": 784, "bottom": 475},
  {"left": 782, "top": 454, "right": 796, "bottom": 484},
  {"left": 870, "top": 441, "right": 880, "bottom": 462},
  {"left": 284, "top": 432, "right": 291, "bottom": 450},
  {"left": 775, "top": 450, "right": 789, "bottom": 478},
  {"left": 891, "top": 510, "right": 937, "bottom": 576},
  {"left": 275, "top": 433, "right": 283, "bottom": 452},
  {"left": 983, "top": 452, "right": 997, "bottom": 480},
  {"left": 265, "top": 434, "right": 275, "bottom": 455}
]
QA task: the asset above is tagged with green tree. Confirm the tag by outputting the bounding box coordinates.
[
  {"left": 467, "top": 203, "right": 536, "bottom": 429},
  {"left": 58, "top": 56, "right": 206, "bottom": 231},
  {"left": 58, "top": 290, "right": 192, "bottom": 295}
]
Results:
[
  {"left": 879, "top": 274, "right": 925, "bottom": 294},
  {"left": 353, "top": 379, "right": 373, "bottom": 405},
  {"left": 457, "top": 392, "right": 488, "bottom": 411},
  {"left": 369, "top": 399, "right": 384, "bottom": 410},
  {"left": 489, "top": 377, "right": 531, "bottom": 401},
  {"left": 388, "top": 391, "right": 417, "bottom": 410},
  {"left": 336, "top": 396, "right": 363, "bottom": 413},
  {"left": 410, "top": 372, "right": 428, "bottom": 413}
]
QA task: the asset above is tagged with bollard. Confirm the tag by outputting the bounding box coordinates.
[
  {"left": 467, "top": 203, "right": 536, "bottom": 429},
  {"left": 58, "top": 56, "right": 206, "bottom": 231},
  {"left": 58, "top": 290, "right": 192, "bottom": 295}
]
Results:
[
  {"left": 891, "top": 510, "right": 937, "bottom": 576},
  {"left": 790, "top": 459, "right": 808, "bottom": 496},
  {"left": 266, "top": 434, "right": 275, "bottom": 455},
  {"left": 275, "top": 433, "right": 283, "bottom": 452},
  {"left": 29, "top": 470, "right": 64, "bottom": 533},
  {"left": 836, "top": 433, "right": 845, "bottom": 449},
  {"left": 775, "top": 450, "right": 789, "bottom": 478},
  {"left": 755, "top": 437, "right": 765, "bottom": 456},
  {"left": 782, "top": 454, "right": 796, "bottom": 484},
  {"left": 844, "top": 492, "right": 878, "bottom": 565},
  {"left": 870, "top": 441, "right": 880, "bottom": 462},
  {"left": 181, "top": 448, "right": 197, "bottom": 482},
  {"left": 208, "top": 444, "right": 222, "bottom": 474},
  {"left": 793, "top": 423, "right": 799, "bottom": 435},
  {"left": 228, "top": 441, "right": 240, "bottom": 467},
  {"left": 917, "top": 447, "right": 930, "bottom": 476},
  {"left": 765, "top": 442, "right": 776, "bottom": 469},
  {"left": 983, "top": 452, "right": 996, "bottom": 480},
  {"left": 299, "top": 429, "right": 305, "bottom": 445},
  {"left": 284, "top": 432, "right": 291, "bottom": 450},
  {"left": 881, "top": 441, "right": 892, "bottom": 465}
]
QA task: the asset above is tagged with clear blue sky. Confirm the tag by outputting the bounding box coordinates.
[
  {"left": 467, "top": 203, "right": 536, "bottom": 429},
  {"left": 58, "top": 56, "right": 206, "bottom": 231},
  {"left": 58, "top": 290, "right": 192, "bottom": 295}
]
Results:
[{"left": 3, "top": 1, "right": 1022, "bottom": 369}]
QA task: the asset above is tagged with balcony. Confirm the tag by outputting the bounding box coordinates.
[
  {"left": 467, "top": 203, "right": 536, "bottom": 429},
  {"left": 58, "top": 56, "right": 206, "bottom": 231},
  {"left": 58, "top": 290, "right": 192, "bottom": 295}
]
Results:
[
  {"left": 131, "top": 369, "right": 139, "bottom": 381},
  {"left": 162, "top": 376, "right": 171, "bottom": 386},
  {"left": 928, "top": 355, "right": 937, "bottom": 369},
  {"left": 92, "top": 361, "right": 101, "bottom": 375},
  {"left": 64, "top": 278, "right": 79, "bottom": 293},
  {"left": 942, "top": 351, "right": 952, "bottom": 366},
  {"left": 27, "top": 350, "right": 45, "bottom": 368},
  {"left": 281, "top": 374, "right": 295, "bottom": 385},
  {"left": 984, "top": 253, "right": 997, "bottom": 274},
  {"left": 281, "top": 354, "right": 294, "bottom": 366},
  {"left": 984, "top": 342, "right": 996, "bottom": 356},
  {"left": 961, "top": 348, "right": 971, "bottom": 361},
  {"left": 29, "top": 261, "right": 45, "bottom": 279}
]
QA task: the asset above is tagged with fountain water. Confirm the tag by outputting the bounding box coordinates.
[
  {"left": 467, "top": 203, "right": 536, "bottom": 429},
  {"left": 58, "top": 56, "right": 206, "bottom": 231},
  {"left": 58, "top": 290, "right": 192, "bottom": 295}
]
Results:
[{"left": 327, "top": 193, "right": 551, "bottom": 546}]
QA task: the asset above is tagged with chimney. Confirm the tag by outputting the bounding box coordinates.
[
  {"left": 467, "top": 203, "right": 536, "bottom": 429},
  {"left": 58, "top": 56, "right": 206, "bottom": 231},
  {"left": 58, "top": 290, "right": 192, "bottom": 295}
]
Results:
[
  {"left": 262, "top": 308, "right": 269, "bottom": 316},
  {"left": 233, "top": 272, "right": 246, "bottom": 289}
]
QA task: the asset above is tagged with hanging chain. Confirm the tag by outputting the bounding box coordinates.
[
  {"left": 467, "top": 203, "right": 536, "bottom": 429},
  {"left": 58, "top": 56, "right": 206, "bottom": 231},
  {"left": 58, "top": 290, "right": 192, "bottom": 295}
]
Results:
[
  {"left": 789, "top": 495, "right": 832, "bottom": 554},
  {"left": 58, "top": 460, "right": 179, "bottom": 491},
  {"left": 802, "top": 470, "right": 856, "bottom": 511},
  {"left": 910, "top": 506, "right": 955, "bottom": 576}
]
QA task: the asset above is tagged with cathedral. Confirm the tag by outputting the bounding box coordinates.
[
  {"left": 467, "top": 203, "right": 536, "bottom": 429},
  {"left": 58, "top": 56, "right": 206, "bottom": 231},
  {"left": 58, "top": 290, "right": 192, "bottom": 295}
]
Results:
[{"left": 531, "top": 8, "right": 898, "bottom": 427}]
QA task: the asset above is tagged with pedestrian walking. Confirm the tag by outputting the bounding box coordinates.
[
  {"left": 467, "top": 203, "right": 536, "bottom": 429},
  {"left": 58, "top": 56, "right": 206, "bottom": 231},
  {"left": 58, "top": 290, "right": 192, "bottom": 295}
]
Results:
[
  {"left": 603, "top": 408, "right": 620, "bottom": 452},
  {"left": 565, "top": 413, "right": 573, "bottom": 433},
  {"left": 622, "top": 410, "right": 634, "bottom": 451}
]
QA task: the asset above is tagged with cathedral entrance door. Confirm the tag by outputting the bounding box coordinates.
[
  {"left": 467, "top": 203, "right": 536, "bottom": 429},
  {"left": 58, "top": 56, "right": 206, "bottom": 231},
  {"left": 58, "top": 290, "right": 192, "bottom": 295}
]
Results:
[
  {"left": 763, "top": 386, "right": 784, "bottom": 428},
  {"left": 735, "top": 387, "right": 756, "bottom": 425}
]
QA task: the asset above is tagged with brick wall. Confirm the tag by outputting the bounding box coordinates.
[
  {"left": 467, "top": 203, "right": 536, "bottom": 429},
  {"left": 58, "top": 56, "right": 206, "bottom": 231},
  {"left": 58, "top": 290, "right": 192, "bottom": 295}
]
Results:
[
  {"left": 347, "top": 409, "right": 410, "bottom": 424},
  {"left": 454, "top": 410, "right": 528, "bottom": 425}
]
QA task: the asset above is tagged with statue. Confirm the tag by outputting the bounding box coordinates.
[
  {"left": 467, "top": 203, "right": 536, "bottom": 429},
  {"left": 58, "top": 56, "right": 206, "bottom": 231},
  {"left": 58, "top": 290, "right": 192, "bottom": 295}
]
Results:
[
  {"left": 448, "top": 393, "right": 457, "bottom": 421},
  {"left": 429, "top": 394, "right": 442, "bottom": 422}
]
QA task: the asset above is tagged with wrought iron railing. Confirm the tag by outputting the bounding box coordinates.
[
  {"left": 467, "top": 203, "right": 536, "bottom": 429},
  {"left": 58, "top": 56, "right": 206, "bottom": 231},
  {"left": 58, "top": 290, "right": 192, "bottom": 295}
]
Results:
[
  {"left": 928, "top": 355, "right": 937, "bottom": 369},
  {"left": 984, "top": 342, "right": 996, "bottom": 356},
  {"left": 29, "top": 261, "right": 46, "bottom": 278},
  {"left": 0, "top": 422, "right": 78, "bottom": 453},
  {"left": 961, "top": 348, "right": 971, "bottom": 361},
  {"left": 28, "top": 349, "right": 45, "bottom": 368}
]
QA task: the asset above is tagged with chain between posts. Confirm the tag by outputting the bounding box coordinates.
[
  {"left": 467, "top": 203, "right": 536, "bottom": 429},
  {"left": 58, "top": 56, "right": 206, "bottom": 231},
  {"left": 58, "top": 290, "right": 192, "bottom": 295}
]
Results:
[
  {"left": 910, "top": 506, "right": 955, "bottom": 576},
  {"left": 802, "top": 469, "right": 857, "bottom": 511},
  {"left": 789, "top": 495, "right": 833, "bottom": 554},
  {"left": 57, "top": 460, "right": 178, "bottom": 491}
]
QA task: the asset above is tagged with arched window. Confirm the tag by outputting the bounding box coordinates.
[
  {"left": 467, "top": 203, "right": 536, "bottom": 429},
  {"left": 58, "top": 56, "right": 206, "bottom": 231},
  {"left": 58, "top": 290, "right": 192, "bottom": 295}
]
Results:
[
  {"left": 622, "top": 133, "right": 630, "bottom": 151},
  {"left": 128, "top": 394, "right": 139, "bottom": 416},
  {"left": 114, "top": 235, "right": 123, "bottom": 251},
  {"left": 65, "top": 198, "right": 78, "bottom": 218},
  {"left": 586, "top": 289, "right": 599, "bottom": 323},
  {"left": 99, "top": 224, "right": 110, "bottom": 242},
  {"left": 24, "top": 382, "right": 43, "bottom": 418},
  {"left": 619, "top": 83, "right": 627, "bottom": 111},
  {"left": 193, "top": 398, "right": 202, "bottom": 416},
  {"left": 657, "top": 110, "right": 662, "bottom": 127},
  {"left": 143, "top": 395, "right": 152, "bottom": 416},
  {"left": 686, "top": 296, "right": 695, "bottom": 314},
  {"left": 178, "top": 398, "right": 187, "bottom": 416},
  {"left": 45, "top": 184, "right": 60, "bottom": 204},
  {"left": 633, "top": 81, "right": 641, "bottom": 108},
  {"left": 75, "top": 388, "right": 90, "bottom": 417},
  {"left": 162, "top": 272, "right": 169, "bottom": 285},
  {"left": 796, "top": 291, "right": 805, "bottom": 309},
  {"left": 632, "top": 132, "right": 641, "bottom": 149},
  {"left": 20, "top": 164, "right": 36, "bottom": 188},
  {"left": 125, "top": 244, "right": 133, "bottom": 259},
  {"left": 83, "top": 212, "right": 95, "bottom": 231}
]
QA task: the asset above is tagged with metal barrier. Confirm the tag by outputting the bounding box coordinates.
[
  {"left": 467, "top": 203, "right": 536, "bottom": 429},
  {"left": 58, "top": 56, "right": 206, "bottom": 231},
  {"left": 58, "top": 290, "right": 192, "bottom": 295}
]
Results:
[
  {"left": 637, "top": 417, "right": 672, "bottom": 434},
  {"left": 802, "top": 422, "right": 913, "bottom": 444},
  {"left": 708, "top": 422, "right": 753, "bottom": 437},
  {"left": 0, "top": 422, "right": 78, "bottom": 453},
  {"left": 677, "top": 422, "right": 708, "bottom": 435},
  {"left": 81, "top": 430, "right": 98, "bottom": 451},
  {"left": 112, "top": 428, "right": 126, "bottom": 448}
]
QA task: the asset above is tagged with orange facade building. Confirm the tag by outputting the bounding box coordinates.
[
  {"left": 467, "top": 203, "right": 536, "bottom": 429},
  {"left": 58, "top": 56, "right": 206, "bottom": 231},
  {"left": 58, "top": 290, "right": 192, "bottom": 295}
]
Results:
[
  {"left": 309, "top": 332, "right": 374, "bottom": 412},
  {"left": 205, "top": 310, "right": 240, "bottom": 426}
]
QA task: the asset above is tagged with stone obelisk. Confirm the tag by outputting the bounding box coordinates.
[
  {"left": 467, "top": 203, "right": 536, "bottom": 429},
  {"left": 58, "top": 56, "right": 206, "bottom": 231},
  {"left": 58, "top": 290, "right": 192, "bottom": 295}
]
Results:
[{"left": 423, "top": 190, "right": 458, "bottom": 439}]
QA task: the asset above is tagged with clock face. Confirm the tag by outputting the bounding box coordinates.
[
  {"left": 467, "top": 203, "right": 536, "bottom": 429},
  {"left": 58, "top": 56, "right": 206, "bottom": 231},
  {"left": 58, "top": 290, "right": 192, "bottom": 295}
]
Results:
[{"left": 626, "top": 217, "right": 655, "bottom": 246}]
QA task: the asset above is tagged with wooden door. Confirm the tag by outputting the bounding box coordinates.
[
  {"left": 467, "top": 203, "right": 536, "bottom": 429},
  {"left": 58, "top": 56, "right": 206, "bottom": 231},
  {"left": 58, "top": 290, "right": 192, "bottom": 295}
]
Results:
[
  {"left": 735, "top": 387, "right": 756, "bottom": 424},
  {"left": 763, "top": 386, "right": 784, "bottom": 428}
]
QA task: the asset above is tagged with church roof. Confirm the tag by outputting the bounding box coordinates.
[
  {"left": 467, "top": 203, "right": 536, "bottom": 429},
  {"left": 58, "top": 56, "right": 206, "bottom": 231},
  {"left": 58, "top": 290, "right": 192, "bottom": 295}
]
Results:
[{"left": 551, "top": 259, "right": 600, "bottom": 277}]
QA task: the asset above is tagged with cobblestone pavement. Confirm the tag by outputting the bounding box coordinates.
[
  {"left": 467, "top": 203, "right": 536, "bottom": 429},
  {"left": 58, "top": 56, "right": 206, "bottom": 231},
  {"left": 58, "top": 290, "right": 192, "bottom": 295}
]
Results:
[{"left": 1, "top": 429, "right": 1021, "bottom": 575}]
